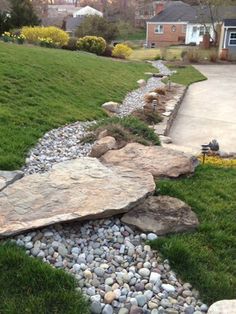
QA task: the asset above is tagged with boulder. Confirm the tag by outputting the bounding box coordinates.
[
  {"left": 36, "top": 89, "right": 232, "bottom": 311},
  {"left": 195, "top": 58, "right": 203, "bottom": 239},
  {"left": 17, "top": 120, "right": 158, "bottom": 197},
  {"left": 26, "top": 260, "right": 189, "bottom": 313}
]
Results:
[
  {"left": 137, "top": 79, "right": 146, "bottom": 88},
  {"left": 0, "top": 171, "right": 23, "bottom": 192},
  {"left": 121, "top": 196, "right": 199, "bottom": 235},
  {"left": 89, "top": 136, "right": 116, "bottom": 158},
  {"left": 208, "top": 300, "right": 236, "bottom": 314},
  {"left": 102, "top": 101, "right": 120, "bottom": 113},
  {"left": 100, "top": 143, "right": 198, "bottom": 179},
  {"left": 0, "top": 158, "right": 155, "bottom": 237}
]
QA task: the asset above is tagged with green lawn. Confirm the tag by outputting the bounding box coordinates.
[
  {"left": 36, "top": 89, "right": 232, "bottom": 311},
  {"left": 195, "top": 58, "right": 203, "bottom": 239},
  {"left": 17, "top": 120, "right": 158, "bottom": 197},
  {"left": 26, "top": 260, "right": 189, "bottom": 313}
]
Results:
[
  {"left": 0, "top": 42, "right": 154, "bottom": 170},
  {"left": 168, "top": 65, "right": 207, "bottom": 86},
  {"left": 151, "top": 165, "right": 236, "bottom": 304},
  {"left": 0, "top": 243, "right": 90, "bottom": 314}
]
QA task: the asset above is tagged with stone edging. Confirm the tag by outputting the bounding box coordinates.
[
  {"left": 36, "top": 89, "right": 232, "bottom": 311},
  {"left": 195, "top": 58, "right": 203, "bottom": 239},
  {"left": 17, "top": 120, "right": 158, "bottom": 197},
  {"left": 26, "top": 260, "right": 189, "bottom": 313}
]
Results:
[{"left": 153, "top": 84, "right": 188, "bottom": 137}]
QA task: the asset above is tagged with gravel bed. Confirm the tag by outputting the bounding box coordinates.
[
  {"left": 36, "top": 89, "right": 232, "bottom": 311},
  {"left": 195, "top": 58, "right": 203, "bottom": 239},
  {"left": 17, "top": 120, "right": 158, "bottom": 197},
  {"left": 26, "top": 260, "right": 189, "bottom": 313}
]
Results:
[
  {"left": 118, "top": 77, "right": 164, "bottom": 117},
  {"left": 23, "top": 121, "right": 94, "bottom": 175},
  {"left": 151, "top": 61, "right": 173, "bottom": 76},
  {"left": 12, "top": 218, "right": 208, "bottom": 314}
]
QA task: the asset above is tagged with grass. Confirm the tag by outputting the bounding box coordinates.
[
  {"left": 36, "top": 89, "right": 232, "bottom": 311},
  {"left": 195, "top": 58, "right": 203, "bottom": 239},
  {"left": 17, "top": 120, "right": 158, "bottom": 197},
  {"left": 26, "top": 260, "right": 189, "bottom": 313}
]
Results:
[
  {"left": 0, "top": 243, "right": 90, "bottom": 314},
  {"left": 0, "top": 42, "right": 155, "bottom": 170},
  {"left": 89, "top": 116, "right": 160, "bottom": 146},
  {"left": 128, "top": 47, "right": 182, "bottom": 61},
  {"left": 167, "top": 65, "right": 207, "bottom": 86},
  {"left": 151, "top": 165, "right": 236, "bottom": 304}
]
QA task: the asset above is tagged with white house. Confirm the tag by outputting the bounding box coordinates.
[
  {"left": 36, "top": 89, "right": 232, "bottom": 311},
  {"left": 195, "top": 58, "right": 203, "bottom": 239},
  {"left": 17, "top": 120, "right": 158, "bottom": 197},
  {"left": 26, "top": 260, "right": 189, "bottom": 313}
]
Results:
[
  {"left": 73, "top": 5, "right": 103, "bottom": 18},
  {"left": 185, "top": 24, "right": 215, "bottom": 45}
]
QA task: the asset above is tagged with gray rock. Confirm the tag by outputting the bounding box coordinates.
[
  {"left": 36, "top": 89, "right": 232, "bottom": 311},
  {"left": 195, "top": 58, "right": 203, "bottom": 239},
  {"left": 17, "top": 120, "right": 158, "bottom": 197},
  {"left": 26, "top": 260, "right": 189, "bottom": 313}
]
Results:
[
  {"left": 102, "top": 304, "right": 113, "bottom": 314},
  {"left": 91, "top": 301, "right": 102, "bottom": 314},
  {"left": 95, "top": 267, "right": 105, "bottom": 277},
  {"left": 136, "top": 294, "right": 147, "bottom": 307},
  {"left": 122, "top": 196, "right": 199, "bottom": 236},
  {"left": 0, "top": 170, "right": 23, "bottom": 191},
  {"left": 138, "top": 268, "right": 150, "bottom": 278},
  {"left": 147, "top": 233, "right": 158, "bottom": 241},
  {"left": 58, "top": 244, "right": 68, "bottom": 257}
]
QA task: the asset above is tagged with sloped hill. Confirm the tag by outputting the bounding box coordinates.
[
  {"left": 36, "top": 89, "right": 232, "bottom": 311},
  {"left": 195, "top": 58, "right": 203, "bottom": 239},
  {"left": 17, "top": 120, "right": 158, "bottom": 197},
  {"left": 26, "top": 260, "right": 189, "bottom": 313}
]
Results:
[{"left": 0, "top": 43, "right": 153, "bottom": 170}]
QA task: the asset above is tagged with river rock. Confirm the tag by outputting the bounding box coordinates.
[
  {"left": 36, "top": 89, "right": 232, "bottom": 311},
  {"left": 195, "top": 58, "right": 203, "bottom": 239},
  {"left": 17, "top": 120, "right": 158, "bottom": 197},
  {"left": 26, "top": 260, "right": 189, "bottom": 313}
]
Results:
[
  {"left": 0, "top": 170, "right": 23, "bottom": 191},
  {"left": 121, "top": 196, "right": 199, "bottom": 235},
  {"left": 207, "top": 300, "right": 236, "bottom": 314},
  {"left": 89, "top": 136, "right": 117, "bottom": 158},
  {"left": 0, "top": 158, "right": 155, "bottom": 237},
  {"left": 102, "top": 101, "right": 120, "bottom": 113},
  {"left": 101, "top": 143, "right": 198, "bottom": 179}
]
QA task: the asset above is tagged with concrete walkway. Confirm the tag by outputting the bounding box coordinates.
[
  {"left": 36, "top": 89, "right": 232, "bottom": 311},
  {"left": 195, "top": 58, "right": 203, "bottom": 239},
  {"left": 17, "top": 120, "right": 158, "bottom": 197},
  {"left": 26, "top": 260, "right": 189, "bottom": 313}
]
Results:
[{"left": 168, "top": 65, "right": 236, "bottom": 154}]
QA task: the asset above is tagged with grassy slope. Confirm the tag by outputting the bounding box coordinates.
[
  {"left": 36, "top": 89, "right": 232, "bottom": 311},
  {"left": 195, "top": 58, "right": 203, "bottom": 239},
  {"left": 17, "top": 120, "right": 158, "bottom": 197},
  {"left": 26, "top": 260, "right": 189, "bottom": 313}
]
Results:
[
  {"left": 151, "top": 165, "right": 236, "bottom": 304},
  {"left": 0, "top": 243, "right": 89, "bottom": 314},
  {"left": 167, "top": 65, "right": 207, "bottom": 86},
  {"left": 0, "top": 42, "right": 154, "bottom": 170}
]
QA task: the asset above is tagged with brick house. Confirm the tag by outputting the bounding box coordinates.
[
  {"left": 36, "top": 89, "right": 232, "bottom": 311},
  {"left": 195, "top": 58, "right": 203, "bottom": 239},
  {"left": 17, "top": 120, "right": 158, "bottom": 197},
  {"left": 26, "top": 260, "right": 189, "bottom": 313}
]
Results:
[{"left": 146, "top": 1, "right": 236, "bottom": 48}]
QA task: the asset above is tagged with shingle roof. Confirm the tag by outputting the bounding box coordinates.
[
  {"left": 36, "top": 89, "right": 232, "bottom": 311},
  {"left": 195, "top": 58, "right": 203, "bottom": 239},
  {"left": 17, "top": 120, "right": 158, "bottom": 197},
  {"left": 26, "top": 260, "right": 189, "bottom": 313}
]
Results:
[
  {"left": 148, "top": 1, "right": 236, "bottom": 24},
  {"left": 224, "top": 19, "right": 236, "bottom": 27},
  {"left": 149, "top": 2, "right": 197, "bottom": 23}
]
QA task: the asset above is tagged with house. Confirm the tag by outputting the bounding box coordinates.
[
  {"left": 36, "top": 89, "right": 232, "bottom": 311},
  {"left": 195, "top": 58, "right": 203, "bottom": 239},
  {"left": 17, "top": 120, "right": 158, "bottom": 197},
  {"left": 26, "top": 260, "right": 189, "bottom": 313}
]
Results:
[
  {"left": 72, "top": 5, "right": 103, "bottom": 18},
  {"left": 146, "top": 1, "right": 236, "bottom": 48},
  {"left": 66, "top": 6, "right": 103, "bottom": 36},
  {"left": 219, "top": 19, "right": 236, "bottom": 60}
]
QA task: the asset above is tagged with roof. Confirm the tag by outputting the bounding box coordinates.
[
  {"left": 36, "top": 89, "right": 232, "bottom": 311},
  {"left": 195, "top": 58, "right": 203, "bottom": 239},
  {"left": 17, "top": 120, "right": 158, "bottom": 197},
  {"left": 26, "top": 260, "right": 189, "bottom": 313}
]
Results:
[
  {"left": 148, "top": 1, "right": 236, "bottom": 24},
  {"left": 224, "top": 19, "right": 236, "bottom": 27},
  {"left": 66, "top": 16, "right": 85, "bottom": 32},
  {"left": 149, "top": 2, "right": 198, "bottom": 23},
  {"left": 73, "top": 5, "right": 103, "bottom": 17}
]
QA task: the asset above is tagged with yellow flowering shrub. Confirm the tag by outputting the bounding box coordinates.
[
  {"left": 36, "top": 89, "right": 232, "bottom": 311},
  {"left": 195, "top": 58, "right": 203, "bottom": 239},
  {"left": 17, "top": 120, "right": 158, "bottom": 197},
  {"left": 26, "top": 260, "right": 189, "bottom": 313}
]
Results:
[
  {"left": 77, "top": 36, "right": 106, "bottom": 55},
  {"left": 198, "top": 155, "right": 236, "bottom": 167},
  {"left": 112, "top": 44, "right": 133, "bottom": 59},
  {"left": 21, "top": 26, "right": 69, "bottom": 47}
]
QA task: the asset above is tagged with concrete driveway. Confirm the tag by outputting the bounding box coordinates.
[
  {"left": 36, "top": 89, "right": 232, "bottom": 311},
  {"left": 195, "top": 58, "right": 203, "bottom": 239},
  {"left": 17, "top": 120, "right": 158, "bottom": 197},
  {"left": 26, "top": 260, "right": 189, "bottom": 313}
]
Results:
[{"left": 169, "top": 65, "right": 236, "bottom": 154}]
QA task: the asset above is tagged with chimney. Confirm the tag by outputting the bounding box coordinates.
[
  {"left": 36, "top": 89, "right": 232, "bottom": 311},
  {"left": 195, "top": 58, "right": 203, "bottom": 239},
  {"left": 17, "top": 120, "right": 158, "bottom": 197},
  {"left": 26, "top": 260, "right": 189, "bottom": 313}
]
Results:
[{"left": 155, "top": 1, "right": 164, "bottom": 15}]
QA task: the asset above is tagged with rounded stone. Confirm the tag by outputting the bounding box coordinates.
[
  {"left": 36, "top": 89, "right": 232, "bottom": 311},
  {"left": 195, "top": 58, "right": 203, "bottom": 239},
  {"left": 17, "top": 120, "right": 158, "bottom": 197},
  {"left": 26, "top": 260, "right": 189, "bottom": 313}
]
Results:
[
  {"left": 104, "top": 291, "right": 116, "bottom": 304},
  {"left": 147, "top": 233, "right": 158, "bottom": 241},
  {"left": 102, "top": 304, "right": 113, "bottom": 314},
  {"left": 138, "top": 268, "right": 150, "bottom": 278},
  {"left": 91, "top": 301, "right": 102, "bottom": 314},
  {"left": 118, "top": 308, "right": 129, "bottom": 314},
  {"left": 84, "top": 269, "right": 93, "bottom": 280},
  {"left": 135, "top": 294, "right": 147, "bottom": 307},
  {"left": 161, "top": 284, "right": 175, "bottom": 293}
]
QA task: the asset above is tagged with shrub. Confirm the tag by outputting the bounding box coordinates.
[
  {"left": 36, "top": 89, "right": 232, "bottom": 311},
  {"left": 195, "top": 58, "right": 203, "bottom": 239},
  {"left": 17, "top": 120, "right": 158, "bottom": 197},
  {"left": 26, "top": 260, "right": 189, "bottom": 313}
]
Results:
[
  {"left": 132, "top": 109, "right": 162, "bottom": 125},
  {"left": 144, "top": 93, "right": 159, "bottom": 104},
  {"left": 1, "top": 31, "right": 13, "bottom": 42},
  {"left": 76, "top": 15, "right": 118, "bottom": 43},
  {"left": 160, "top": 47, "right": 168, "bottom": 60},
  {"left": 153, "top": 87, "right": 166, "bottom": 95},
  {"left": 77, "top": 36, "right": 106, "bottom": 55},
  {"left": 209, "top": 50, "right": 218, "bottom": 63},
  {"left": 154, "top": 54, "right": 161, "bottom": 60},
  {"left": 112, "top": 43, "right": 133, "bottom": 59},
  {"left": 90, "top": 116, "right": 160, "bottom": 146},
  {"left": 21, "top": 26, "right": 69, "bottom": 47},
  {"left": 63, "top": 37, "right": 78, "bottom": 51},
  {"left": 186, "top": 49, "right": 200, "bottom": 63},
  {"left": 39, "top": 37, "right": 55, "bottom": 48},
  {"left": 181, "top": 50, "right": 188, "bottom": 61}
]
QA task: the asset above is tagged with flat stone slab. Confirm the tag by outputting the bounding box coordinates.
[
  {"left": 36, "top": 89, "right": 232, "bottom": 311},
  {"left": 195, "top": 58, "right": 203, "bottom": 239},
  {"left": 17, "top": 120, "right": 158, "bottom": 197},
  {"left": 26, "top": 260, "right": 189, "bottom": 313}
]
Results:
[
  {"left": 0, "top": 171, "right": 23, "bottom": 191},
  {"left": 121, "top": 196, "right": 199, "bottom": 235},
  {"left": 208, "top": 300, "right": 236, "bottom": 314},
  {"left": 101, "top": 143, "right": 198, "bottom": 179},
  {"left": 0, "top": 158, "right": 155, "bottom": 237}
]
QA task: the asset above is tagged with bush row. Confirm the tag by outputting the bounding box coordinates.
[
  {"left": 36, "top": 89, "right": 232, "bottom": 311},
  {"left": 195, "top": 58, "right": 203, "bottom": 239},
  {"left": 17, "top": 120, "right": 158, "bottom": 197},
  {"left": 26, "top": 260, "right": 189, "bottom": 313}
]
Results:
[{"left": 1, "top": 27, "right": 133, "bottom": 59}]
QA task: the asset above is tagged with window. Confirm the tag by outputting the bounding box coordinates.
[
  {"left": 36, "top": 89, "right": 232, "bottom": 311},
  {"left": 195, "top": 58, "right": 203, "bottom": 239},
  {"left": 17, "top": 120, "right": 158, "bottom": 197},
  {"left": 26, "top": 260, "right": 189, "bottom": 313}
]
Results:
[
  {"left": 199, "top": 26, "right": 205, "bottom": 36},
  {"left": 229, "top": 32, "right": 236, "bottom": 46},
  {"left": 200, "top": 26, "right": 211, "bottom": 36},
  {"left": 182, "top": 24, "right": 187, "bottom": 33},
  {"left": 171, "top": 25, "right": 176, "bottom": 32},
  {"left": 155, "top": 24, "right": 164, "bottom": 34}
]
